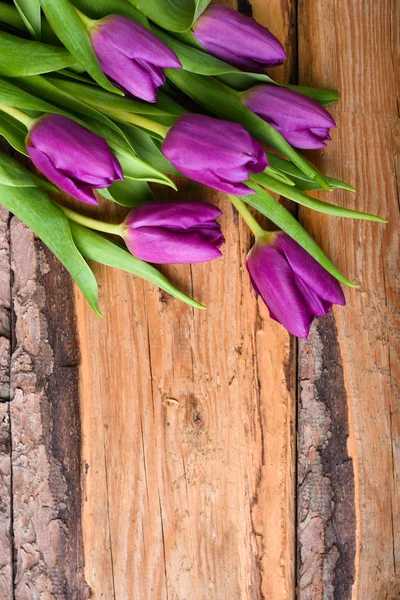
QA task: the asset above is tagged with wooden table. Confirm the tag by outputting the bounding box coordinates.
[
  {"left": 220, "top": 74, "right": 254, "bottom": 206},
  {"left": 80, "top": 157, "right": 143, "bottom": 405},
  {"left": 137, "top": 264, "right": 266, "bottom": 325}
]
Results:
[{"left": 0, "top": 0, "right": 398, "bottom": 598}]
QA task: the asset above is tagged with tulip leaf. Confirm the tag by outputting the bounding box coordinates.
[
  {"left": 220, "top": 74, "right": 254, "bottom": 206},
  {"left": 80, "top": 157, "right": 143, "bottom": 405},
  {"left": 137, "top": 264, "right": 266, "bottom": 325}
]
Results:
[
  {"left": 0, "top": 112, "right": 28, "bottom": 156},
  {"left": 266, "top": 153, "right": 355, "bottom": 192},
  {"left": 14, "top": 75, "right": 126, "bottom": 139},
  {"left": 48, "top": 76, "right": 184, "bottom": 117},
  {"left": 13, "top": 0, "right": 41, "bottom": 37},
  {"left": 0, "top": 152, "right": 38, "bottom": 187},
  {"left": 0, "top": 156, "right": 100, "bottom": 313},
  {"left": 38, "top": 0, "right": 121, "bottom": 94},
  {"left": 0, "top": 77, "right": 65, "bottom": 114},
  {"left": 166, "top": 68, "right": 331, "bottom": 189},
  {"left": 239, "top": 184, "right": 356, "bottom": 288},
  {"left": 71, "top": 0, "right": 148, "bottom": 26},
  {"left": 120, "top": 125, "right": 179, "bottom": 175},
  {"left": 251, "top": 173, "right": 385, "bottom": 221},
  {"left": 116, "top": 151, "right": 177, "bottom": 190},
  {"left": 69, "top": 221, "right": 205, "bottom": 309},
  {"left": 98, "top": 179, "right": 153, "bottom": 207},
  {"left": 0, "top": 31, "right": 75, "bottom": 77},
  {"left": 0, "top": 4, "right": 27, "bottom": 32},
  {"left": 127, "top": 0, "right": 210, "bottom": 32}
]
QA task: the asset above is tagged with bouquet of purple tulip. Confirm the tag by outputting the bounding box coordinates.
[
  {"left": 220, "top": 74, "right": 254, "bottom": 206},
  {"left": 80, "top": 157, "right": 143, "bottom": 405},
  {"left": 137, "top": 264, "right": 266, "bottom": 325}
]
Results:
[{"left": 0, "top": 0, "right": 385, "bottom": 338}]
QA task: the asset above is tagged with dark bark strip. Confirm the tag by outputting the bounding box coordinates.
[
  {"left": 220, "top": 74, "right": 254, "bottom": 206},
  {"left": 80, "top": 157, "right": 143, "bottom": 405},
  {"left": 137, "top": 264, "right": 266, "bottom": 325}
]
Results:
[
  {"left": 297, "top": 314, "right": 356, "bottom": 600},
  {"left": 9, "top": 219, "right": 90, "bottom": 600}
]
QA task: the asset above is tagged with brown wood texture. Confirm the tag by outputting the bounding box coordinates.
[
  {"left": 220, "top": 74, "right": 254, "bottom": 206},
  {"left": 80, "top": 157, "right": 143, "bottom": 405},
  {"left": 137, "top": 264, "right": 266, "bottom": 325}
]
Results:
[
  {"left": 0, "top": 0, "right": 398, "bottom": 599},
  {"left": 297, "top": 1, "right": 400, "bottom": 597}
]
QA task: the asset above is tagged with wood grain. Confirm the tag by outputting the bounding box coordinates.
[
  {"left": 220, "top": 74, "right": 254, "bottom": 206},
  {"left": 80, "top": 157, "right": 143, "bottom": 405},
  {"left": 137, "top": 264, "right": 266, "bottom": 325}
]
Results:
[{"left": 297, "top": 0, "right": 400, "bottom": 597}]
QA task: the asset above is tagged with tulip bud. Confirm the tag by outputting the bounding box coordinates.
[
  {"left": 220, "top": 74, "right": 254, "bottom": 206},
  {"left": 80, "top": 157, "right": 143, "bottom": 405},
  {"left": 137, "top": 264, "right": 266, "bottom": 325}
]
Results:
[
  {"left": 161, "top": 114, "right": 267, "bottom": 195},
  {"left": 26, "top": 114, "right": 123, "bottom": 205},
  {"left": 192, "top": 5, "right": 286, "bottom": 72},
  {"left": 246, "top": 232, "right": 345, "bottom": 338},
  {"left": 123, "top": 200, "right": 224, "bottom": 264},
  {"left": 243, "top": 85, "right": 336, "bottom": 149},
  {"left": 89, "top": 15, "right": 182, "bottom": 102}
]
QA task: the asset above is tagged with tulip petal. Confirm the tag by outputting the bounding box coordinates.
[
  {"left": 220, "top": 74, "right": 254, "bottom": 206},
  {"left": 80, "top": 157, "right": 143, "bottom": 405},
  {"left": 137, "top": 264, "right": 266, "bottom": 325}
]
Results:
[
  {"left": 275, "top": 233, "right": 346, "bottom": 305},
  {"left": 247, "top": 243, "right": 314, "bottom": 338},
  {"left": 27, "top": 147, "right": 98, "bottom": 205},
  {"left": 91, "top": 33, "right": 159, "bottom": 102},
  {"left": 97, "top": 16, "right": 182, "bottom": 68},
  {"left": 162, "top": 115, "right": 266, "bottom": 194},
  {"left": 244, "top": 85, "right": 336, "bottom": 150},
  {"left": 125, "top": 227, "right": 223, "bottom": 264},
  {"left": 30, "top": 115, "right": 123, "bottom": 186},
  {"left": 125, "top": 200, "right": 222, "bottom": 228},
  {"left": 193, "top": 5, "right": 286, "bottom": 71},
  {"left": 178, "top": 167, "right": 254, "bottom": 195},
  {"left": 294, "top": 276, "right": 333, "bottom": 316}
]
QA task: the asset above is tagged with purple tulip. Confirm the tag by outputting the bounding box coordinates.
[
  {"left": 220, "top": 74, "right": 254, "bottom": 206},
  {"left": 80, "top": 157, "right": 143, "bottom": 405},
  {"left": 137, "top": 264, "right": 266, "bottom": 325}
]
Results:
[
  {"left": 192, "top": 5, "right": 286, "bottom": 72},
  {"left": 26, "top": 114, "right": 123, "bottom": 205},
  {"left": 247, "top": 232, "right": 345, "bottom": 338},
  {"left": 90, "top": 16, "right": 182, "bottom": 102},
  {"left": 243, "top": 85, "right": 336, "bottom": 149},
  {"left": 123, "top": 200, "right": 224, "bottom": 264},
  {"left": 162, "top": 114, "right": 267, "bottom": 196}
]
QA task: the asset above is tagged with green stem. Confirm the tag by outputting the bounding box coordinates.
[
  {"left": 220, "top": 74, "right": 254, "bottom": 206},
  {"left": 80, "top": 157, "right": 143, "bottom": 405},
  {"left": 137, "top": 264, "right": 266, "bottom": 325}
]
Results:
[
  {"left": 105, "top": 109, "right": 169, "bottom": 137},
  {"left": 56, "top": 203, "right": 124, "bottom": 236},
  {"left": 73, "top": 6, "right": 96, "bottom": 30},
  {"left": 229, "top": 195, "right": 264, "bottom": 237},
  {"left": 0, "top": 104, "right": 36, "bottom": 129}
]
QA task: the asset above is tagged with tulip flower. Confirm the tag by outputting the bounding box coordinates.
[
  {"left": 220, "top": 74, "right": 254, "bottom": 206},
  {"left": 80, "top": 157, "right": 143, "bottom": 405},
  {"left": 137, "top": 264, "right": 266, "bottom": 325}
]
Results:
[
  {"left": 162, "top": 114, "right": 267, "bottom": 195},
  {"left": 192, "top": 5, "right": 286, "bottom": 72},
  {"left": 246, "top": 231, "right": 345, "bottom": 337},
  {"left": 89, "top": 16, "right": 182, "bottom": 102},
  {"left": 123, "top": 200, "right": 224, "bottom": 264},
  {"left": 26, "top": 114, "right": 123, "bottom": 205},
  {"left": 243, "top": 85, "right": 336, "bottom": 149}
]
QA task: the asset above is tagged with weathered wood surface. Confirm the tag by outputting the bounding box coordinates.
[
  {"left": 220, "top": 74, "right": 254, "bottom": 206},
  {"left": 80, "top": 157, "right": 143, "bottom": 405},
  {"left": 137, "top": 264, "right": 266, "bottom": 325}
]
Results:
[
  {"left": 0, "top": 0, "right": 398, "bottom": 599},
  {"left": 297, "top": 1, "right": 400, "bottom": 597}
]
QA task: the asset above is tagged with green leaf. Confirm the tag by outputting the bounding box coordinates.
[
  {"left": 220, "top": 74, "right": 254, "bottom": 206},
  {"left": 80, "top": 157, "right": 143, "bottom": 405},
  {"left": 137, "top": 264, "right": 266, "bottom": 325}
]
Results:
[
  {"left": 285, "top": 85, "right": 340, "bottom": 106},
  {"left": 71, "top": 0, "right": 148, "bottom": 26},
  {"left": 49, "top": 76, "right": 184, "bottom": 117},
  {"left": 0, "top": 152, "right": 57, "bottom": 191},
  {"left": 0, "top": 30, "right": 75, "bottom": 76},
  {"left": 239, "top": 184, "right": 356, "bottom": 287},
  {"left": 127, "top": 0, "right": 210, "bottom": 32},
  {"left": 69, "top": 221, "right": 205, "bottom": 309},
  {"left": 98, "top": 179, "right": 153, "bottom": 206},
  {"left": 0, "top": 152, "right": 38, "bottom": 186},
  {"left": 0, "top": 112, "right": 27, "bottom": 155},
  {"left": 266, "top": 154, "right": 355, "bottom": 192},
  {"left": 251, "top": 173, "right": 385, "bottom": 221},
  {"left": 0, "top": 77, "right": 64, "bottom": 113},
  {"left": 38, "top": 0, "right": 120, "bottom": 94},
  {"left": 0, "top": 156, "right": 100, "bottom": 313},
  {"left": 166, "top": 68, "right": 330, "bottom": 189},
  {"left": 120, "top": 125, "right": 179, "bottom": 175},
  {"left": 14, "top": 75, "right": 126, "bottom": 139},
  {"left": 13, "top": 0, "right": 41, "bottom": 37},
  {"left": 116, "top": 151, "right": 177, "bottom": 190}
]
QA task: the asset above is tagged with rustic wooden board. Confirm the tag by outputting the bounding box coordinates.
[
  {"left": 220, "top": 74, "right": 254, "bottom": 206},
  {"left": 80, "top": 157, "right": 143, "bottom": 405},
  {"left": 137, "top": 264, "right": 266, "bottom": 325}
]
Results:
[
  {"left": 297, "top": 0, "right": 400, "bottom": 597},
  {"left": 0, "top": 0, "right": 398, "bottom": 598}
]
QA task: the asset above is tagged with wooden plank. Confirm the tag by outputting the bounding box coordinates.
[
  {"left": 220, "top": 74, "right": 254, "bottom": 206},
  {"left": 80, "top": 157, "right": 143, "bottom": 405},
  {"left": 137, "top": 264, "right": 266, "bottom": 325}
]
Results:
[
  {"left": 9, "top": 219, "right": 90, "bottom": 599},
  {"left": 0, "top": 205, "right": 12, "bottom": 600},
  {"left": 297, "top": 0, "right": 400, "bottom": 597},
  {"left": 76, "top": 2, "right": 298, "bottom": 598}
]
